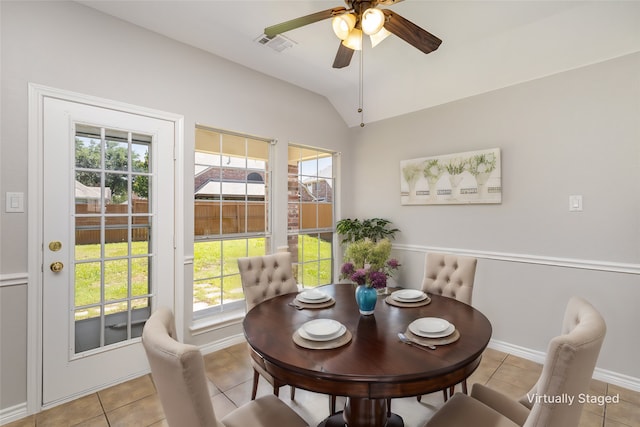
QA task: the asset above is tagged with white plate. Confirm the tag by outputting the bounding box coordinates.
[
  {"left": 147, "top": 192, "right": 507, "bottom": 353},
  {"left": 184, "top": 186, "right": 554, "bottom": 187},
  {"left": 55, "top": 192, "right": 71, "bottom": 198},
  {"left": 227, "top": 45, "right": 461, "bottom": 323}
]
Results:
[
  {"left": 415, "top": 317, "right": 451, "bottom": 333},
  {"left": 409, "top": 319, "right": 455, "bottom": 338},
  {"left": 299, "top": 289, "right": 327, "bottom": 300},
  {"left": 392, "top": 289, "right": 427, "bottom": 302},
  {"left": 296, "top": 293, "right": 332, "bottom": 304},
  {"left": 298, "top": 323, "right": 346, "bottom": 342},
  {"left": 302, "top": 319, "right": 342, "bottom": 338}
]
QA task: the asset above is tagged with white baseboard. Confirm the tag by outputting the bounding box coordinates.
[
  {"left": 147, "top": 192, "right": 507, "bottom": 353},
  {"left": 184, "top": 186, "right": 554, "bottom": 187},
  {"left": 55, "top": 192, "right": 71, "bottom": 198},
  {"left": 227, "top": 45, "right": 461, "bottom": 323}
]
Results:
[
  {"left": 489, "top": 339, "right": 640, "bottom": 392},
  {"left": 199, "top": 333, "right": 247, "bottom": 356},
  {"left": 0, "top": 402, "right": 28, "bottom": 425}
]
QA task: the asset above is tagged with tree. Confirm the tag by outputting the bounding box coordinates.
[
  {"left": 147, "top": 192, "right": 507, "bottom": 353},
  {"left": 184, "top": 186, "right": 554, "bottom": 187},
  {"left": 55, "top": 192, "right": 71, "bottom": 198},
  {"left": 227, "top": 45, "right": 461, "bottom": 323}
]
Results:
[
  {"left": 132, "top": 151, "right": 149, "bottom": 199},
  {"left": 75, "top": 137, "right": 149, "bottom": 203}
]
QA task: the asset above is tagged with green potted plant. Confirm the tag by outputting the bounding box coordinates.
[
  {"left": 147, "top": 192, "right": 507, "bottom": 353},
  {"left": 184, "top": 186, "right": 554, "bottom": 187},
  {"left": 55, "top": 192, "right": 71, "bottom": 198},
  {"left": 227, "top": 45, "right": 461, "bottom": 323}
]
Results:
[
  {"left": 336, "top": 218, "right": 401, "bottom": 314},
  {"left": 336, "top": 218, "right": 399, "bottom": 245}
]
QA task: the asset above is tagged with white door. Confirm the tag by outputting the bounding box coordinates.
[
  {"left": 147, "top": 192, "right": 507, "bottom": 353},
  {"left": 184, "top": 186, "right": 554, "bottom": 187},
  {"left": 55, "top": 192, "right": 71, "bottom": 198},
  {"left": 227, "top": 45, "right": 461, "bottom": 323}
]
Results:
[{"left": 41, "top": 97, "right": 176, "bottom": 405}]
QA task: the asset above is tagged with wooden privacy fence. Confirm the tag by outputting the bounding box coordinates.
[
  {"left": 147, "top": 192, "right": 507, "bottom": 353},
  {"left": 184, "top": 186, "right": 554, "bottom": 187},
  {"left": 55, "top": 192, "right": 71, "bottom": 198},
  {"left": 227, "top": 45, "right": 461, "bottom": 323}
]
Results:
[
  {"left": 194, "top": 200, "right": 333, "bottom": 236},
  {"left": 195, "top": 201, "right": 267, "bottom": 235},
  {"left": 75, "top": 200, "right": 333, "bottom": 245},
  {"left": 75, "top": 200, "right": 150, "bottom": 245}
]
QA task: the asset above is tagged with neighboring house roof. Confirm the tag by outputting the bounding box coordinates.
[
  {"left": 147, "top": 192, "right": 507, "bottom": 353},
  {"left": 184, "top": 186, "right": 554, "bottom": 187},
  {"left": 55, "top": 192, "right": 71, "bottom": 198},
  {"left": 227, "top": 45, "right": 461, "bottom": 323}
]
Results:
[
  {"left": 75, "top": 181, "right": 111, "bottom": 200},
  {"left": 195, "top": 180, "right": 265, "bottom": 197},
  {"left": 300, "top": 178, "right": 333, "bottom": 202}
]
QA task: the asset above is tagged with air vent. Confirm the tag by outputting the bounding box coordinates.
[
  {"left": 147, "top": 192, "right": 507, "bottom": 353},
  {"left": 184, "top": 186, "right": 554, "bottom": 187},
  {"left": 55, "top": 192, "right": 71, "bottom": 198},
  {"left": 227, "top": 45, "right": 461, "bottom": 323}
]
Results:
[{"left": 254, "top": 34, "right": 296, "bottom": 52}]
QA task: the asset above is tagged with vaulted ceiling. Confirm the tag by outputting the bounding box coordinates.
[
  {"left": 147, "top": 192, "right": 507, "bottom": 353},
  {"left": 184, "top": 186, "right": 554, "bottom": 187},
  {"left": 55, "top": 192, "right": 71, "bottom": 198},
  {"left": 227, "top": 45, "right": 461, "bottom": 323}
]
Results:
[{"left": 79, "top": 1, "right": 640, "bottom": 127}]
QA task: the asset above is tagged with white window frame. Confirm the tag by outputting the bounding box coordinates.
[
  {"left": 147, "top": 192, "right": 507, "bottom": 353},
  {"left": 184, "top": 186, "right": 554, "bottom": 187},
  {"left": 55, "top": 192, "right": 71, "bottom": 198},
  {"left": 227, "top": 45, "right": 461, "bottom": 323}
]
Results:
[{"left": 193, "top": 125, "right": 273, "bottom": 320}]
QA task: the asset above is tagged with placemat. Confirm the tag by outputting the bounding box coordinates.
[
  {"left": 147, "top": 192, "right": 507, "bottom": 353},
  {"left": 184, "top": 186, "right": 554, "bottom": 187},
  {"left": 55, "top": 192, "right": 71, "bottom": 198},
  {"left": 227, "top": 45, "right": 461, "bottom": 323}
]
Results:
[
  {"left": 293, "top": 329, "right": 352, "bottom": 350},
  {"left": 404, "top": 328, "right": 460, "bottom": 346},
  {"left": 385, "top": 295, "right": 431, "bottom": 308},
  {"left": 291, "top": 298, "right": 336, "bottom": 309}
]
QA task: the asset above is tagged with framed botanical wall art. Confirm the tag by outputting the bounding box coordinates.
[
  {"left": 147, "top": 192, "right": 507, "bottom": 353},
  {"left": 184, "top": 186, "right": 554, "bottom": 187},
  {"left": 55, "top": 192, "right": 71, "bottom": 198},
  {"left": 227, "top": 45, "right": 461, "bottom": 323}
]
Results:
[{"left": 400, "top": 148, "right": 501, "bottom": 205}]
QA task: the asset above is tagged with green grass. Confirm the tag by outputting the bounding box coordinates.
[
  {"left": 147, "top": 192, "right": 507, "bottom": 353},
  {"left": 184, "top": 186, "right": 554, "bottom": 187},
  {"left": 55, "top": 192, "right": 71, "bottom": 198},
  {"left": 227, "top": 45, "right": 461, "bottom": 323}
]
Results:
[
  {"left": 74, "top": 235, "right": 333, "bottom": 317},
  {"left": 74, "top": 242, "right": 151, "bottom": 319}
]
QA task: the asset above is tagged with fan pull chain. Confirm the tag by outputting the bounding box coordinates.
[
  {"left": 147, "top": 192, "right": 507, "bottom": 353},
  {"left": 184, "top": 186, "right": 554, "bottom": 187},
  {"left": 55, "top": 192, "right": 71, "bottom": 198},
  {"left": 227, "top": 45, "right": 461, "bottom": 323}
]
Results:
[{"left": 358, "top": 38, "right": 365, "bottom": 127}]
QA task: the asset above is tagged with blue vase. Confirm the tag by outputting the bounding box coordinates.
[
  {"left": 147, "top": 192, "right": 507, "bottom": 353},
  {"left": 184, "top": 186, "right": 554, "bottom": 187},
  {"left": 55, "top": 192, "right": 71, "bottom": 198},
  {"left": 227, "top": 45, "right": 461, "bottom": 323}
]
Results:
[{"left": 355, "top": 285, "right": 377, "bottom": 315}]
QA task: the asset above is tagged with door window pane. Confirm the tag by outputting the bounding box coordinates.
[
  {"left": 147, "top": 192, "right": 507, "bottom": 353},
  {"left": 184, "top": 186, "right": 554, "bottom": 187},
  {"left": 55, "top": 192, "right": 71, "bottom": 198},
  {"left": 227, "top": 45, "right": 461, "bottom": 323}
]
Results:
[{"left": 74, "top": 126, "right": 153, "bottom": 353}]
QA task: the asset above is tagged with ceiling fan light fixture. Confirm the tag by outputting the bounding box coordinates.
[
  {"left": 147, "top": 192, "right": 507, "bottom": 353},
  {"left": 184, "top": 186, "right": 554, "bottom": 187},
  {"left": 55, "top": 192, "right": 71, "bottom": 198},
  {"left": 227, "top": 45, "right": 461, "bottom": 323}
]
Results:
[
  {"left": 361, "top": 8, "right": 385, "bottom": 35},
  {"left": 332, "top": 13, "right": 356, "bottom": 40},
  {"left": 342, "top": 27, "right": 363, "bottom": 50},
  {"left": 369, "top": 27, "right": 391, "bottom": 48}
]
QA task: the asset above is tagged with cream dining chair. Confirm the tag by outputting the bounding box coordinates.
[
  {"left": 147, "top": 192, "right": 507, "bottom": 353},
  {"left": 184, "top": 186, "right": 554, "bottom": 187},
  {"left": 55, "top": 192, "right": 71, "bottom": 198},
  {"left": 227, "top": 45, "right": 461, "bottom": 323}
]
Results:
[
  {"left": 421, "top": 252, "right": 478, "bottom": 306},
  {"left": 142, "top": 306, "right": 308, "bottom": 427},
  {"left": 237, "top": 252, "right": 299, "bottom": 401},
  {"left": 425, "top": 296, "right": 606, "bottom": 427},
  {"left": 419, "top": 252, "right": 478, "bottom": 401},
  {"left": 238, "top": 252, "right": 341, "bottom": 414}
]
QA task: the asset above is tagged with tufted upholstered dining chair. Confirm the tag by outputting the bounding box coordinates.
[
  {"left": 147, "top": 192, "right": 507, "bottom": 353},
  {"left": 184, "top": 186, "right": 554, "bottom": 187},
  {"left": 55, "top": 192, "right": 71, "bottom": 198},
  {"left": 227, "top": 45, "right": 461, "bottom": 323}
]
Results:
[
  {"left": 419, "top": 252, "right": 478, "bottom": 401},
  {"left": 425, "top": 296, "right": 606, "bottom": 427},
  {"left": 237, "top": 252, "right": 299, "bottom": 401},
  {"left": 142, "top": 306, "right": 308, "bottom": 427},
  {"left": 421, "top": 252, "right": 478, "bottom": 306}
]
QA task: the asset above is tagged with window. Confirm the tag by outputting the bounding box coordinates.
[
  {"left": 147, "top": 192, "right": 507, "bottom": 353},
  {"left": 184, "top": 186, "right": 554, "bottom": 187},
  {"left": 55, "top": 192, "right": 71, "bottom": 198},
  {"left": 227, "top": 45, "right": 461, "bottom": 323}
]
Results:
[
  {"left": 287, "top": 145, "right": 335, "bottom": 287},
  {"left": 194, "top": 126, "right": 271, "bottom": 317}
]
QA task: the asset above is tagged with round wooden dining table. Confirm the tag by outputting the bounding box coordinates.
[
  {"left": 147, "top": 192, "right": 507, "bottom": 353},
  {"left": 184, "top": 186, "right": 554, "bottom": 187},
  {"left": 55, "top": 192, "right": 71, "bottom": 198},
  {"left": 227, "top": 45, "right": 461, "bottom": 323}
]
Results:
[{"left": 243, "top": 284, "right": 492, "bottom": 427}]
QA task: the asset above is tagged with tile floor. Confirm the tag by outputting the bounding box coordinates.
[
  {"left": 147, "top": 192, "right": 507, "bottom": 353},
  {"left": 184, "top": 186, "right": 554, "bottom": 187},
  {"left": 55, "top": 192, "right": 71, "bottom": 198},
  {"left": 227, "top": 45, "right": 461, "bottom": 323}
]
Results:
[{"left": 5, "top": 344, "right": 639, "bottom": 427}]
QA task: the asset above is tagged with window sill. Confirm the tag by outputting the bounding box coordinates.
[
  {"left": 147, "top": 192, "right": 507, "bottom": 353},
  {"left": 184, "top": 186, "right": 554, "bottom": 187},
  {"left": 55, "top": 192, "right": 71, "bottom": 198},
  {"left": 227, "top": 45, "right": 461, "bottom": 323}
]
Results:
[{"left": 189, "top": 308, "right": 246, "bottom": 336}]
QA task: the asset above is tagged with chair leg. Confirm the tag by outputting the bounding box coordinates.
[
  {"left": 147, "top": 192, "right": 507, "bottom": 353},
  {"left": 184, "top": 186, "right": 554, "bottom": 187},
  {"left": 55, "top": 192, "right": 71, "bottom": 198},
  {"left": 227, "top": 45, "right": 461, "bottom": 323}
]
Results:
[
  {"left": 330, "top": 395, "right": 337, "bottom": 415},
  {"left": 290, "top": 386, "right": 296, "bottom": 400},
  {"left": 442, "top": 389, "right": 448, "bottom": 402},
  {"left": 251, "top": 369, "right": 260, "bottom": 400},
  {"left": 387, "top": 398, "right": 391, "bottom": 417},
  {"left": 462, "top": 379, "right": 468, "bottom": 394},
  {"left": 416, "top": 395, "right": 422, "bottom": 402}
]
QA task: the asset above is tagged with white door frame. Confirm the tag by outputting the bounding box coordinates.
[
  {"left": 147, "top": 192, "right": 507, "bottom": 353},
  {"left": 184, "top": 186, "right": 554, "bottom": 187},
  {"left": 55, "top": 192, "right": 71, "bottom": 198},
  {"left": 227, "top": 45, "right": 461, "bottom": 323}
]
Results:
[{"left": 27, "top": 83, "right": 184, "bottom": 412}]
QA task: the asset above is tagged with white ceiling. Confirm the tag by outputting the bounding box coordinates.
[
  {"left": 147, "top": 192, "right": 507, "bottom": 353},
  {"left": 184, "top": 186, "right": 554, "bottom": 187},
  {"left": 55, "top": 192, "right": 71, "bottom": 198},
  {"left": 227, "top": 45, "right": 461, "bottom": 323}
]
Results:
[{"left": 79, "top": 1, "right": 640, "bottom": 127}]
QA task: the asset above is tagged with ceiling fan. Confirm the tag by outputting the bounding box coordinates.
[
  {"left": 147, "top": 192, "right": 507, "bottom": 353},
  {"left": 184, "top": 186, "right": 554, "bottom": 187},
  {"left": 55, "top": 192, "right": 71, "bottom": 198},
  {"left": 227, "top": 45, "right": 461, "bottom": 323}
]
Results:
[{"left": 264, "top": 0, "right": 442, "bottom": 69}]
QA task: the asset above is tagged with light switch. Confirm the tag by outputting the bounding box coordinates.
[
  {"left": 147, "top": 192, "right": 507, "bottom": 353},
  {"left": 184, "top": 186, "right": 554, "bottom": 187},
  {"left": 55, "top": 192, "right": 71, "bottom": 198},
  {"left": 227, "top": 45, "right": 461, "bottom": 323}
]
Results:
[
  {"left": 5, "top": 192, "right": 24, "bottom": 213},
  {"left": 569, "top": 195, "right": 583, "bottom": 212}
]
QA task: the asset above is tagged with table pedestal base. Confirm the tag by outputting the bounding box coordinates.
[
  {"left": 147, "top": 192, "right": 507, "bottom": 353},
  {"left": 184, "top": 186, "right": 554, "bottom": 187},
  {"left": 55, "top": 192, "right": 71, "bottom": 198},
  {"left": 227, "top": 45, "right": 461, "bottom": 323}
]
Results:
[
  {"left": 318, "top": 397, "right": 404, "bottom": 427},
  {"left": 319, "top": 411, "right": 403, "bottom": 427}
]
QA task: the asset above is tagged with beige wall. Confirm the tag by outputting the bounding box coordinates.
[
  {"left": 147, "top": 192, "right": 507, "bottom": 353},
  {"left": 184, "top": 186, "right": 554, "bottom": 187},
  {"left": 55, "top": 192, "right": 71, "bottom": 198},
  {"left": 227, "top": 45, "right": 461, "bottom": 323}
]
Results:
[
  {"left": 0, "top": 0, "right": 350, "bottom": 414},
  {"left": 345, "top": 52, "right": 640, "bottom": 381}
]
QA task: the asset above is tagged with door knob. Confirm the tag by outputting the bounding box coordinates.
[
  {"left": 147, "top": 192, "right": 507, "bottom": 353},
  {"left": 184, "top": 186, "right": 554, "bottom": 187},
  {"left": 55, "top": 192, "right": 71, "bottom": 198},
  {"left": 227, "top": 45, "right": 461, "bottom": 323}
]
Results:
[{"left": 50, "top": 262, "right": 64, "bottom": 272}]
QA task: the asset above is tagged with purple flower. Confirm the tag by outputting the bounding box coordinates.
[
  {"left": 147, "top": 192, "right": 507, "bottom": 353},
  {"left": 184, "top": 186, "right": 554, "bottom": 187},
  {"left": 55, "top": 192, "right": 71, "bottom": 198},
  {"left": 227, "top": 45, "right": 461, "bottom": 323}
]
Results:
[
  {"left": 341, "top": 257, "right": 401, "bottom": 289},
  {"left": 341, "top": 262, "right": 355, "bottom": 278},
  {"left": 350, "top": 268, "right": 368, "bottom": 286},
  {"left": 387, "top": 258, "right": 401, "bottom": 269},
  {"left": 369, "top": 270, "right": 387, "bottom": 289}
]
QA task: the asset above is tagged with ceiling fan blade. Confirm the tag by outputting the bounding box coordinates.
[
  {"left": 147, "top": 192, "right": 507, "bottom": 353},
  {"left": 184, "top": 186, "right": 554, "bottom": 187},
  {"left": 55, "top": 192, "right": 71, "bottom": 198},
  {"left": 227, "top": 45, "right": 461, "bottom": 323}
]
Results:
[
  {"left": 332, "top": 42, "right": 355, "bottom": 69},
  {"left": 264, "top": 6, "right": 347, "bottom": 37},
  {"left": 382, "top": 9, "right": 442, "bottom": 54}
]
